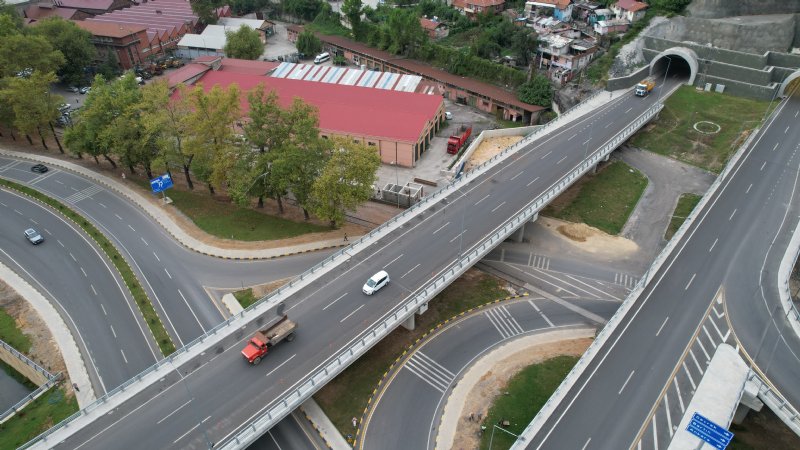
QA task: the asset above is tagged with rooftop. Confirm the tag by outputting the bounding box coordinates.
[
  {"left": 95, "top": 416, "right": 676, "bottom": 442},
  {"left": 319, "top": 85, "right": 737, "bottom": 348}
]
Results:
[
  {"left": 166, "top": 63, "right": 209, "bottom": 88},
  {"left": 527, "top": 0, "right": 572, "bottom": 8},
  {"left": 52, "top": 0, "right": 116, "bottom": 10},
  {"left": 185, "top": 70, "right": 443, "bottom": 143},
  {"left": 73, "top": 20, "right": 147, "bottom": 38},
  {"left": 615, "top": 0, "right": 648, "bottom": 12},
  {"left": 453, "top": 0, "right": 506, "bottom": 8},
  {"left": 419, "top": 17, "right": 445, "bottom": 31},
  {"left": 24, "top": 4, "right": 80, "bottom": 21}
]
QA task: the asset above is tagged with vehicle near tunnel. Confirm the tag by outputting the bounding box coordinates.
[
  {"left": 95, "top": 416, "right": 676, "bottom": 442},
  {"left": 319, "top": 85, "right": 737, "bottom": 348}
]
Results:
[
  {"left": 635, "top": 78, "right": 656, "bottom": 97},
  {"left": 242, "top": 315, "right": 297, "bottom": 365}
]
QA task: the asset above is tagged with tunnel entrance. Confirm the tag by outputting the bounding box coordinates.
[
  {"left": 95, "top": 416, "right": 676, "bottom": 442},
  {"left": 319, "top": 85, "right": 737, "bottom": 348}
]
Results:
[
  {"left": 779, "top": 71, "right": 800, "bottom": 98},
  {"left": 648, "top": 47, "right": 698, "bottom": 86}
]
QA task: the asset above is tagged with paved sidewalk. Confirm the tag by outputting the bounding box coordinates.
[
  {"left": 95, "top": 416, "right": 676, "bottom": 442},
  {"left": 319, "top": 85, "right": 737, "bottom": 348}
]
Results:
[
  {"left": 0, "top": 148, "right": 358, "bottom": 259},
  {"left": 301, "top": 398, "right": 351, "bottom": 450}
]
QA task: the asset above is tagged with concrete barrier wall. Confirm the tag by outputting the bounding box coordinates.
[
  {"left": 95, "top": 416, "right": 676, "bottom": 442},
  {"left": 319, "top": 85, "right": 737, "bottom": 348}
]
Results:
[
  {"left": 643, "top": 36, "right": 767, "bottom": 69},
  {"left": 768, "top": 50, "right": 800, "bottom": 70},
  {"left": 687, "top": 0, "right": 800, "bottom": 20},
  {"left": 441, "top": 126, "right": 540, "bottom": 178},
  {"left": 607, "top": 65, "right": 650, "bottom": 91},
  {"left": 0, "top": 340, "right": 49, "bottom": 386},
  {"left": 701, "top": 75, "right": 779, "bottom": 100},
  {"left": 704, "top": 61, "right": 773, "bottom": 86}
]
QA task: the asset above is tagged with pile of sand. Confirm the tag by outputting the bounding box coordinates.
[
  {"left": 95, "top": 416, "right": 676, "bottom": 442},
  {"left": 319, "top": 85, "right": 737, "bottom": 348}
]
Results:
[
  {"left": 557, "top": 222, "right": 597, "bottom": 242},
  {"left": 466, "top": 136, "right": 524, "bottom": 170}
]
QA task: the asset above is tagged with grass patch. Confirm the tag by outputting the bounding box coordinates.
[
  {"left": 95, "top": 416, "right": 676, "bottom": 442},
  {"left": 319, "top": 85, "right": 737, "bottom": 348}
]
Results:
[
  {"left": 314, "top": 271, "right": 509, "bottom": 443},
  {"left": 478, "top": 356, "right": 578, "bottom": 450},
  {"left": 0, "top": 387, "right": 78, "bottom": 449},
  {"left": 665, "top": 193, "right": 702, "bottom": 240},
  {"left": 139, "top": 182, "right": 327, "bottom": 241},
  {"left": 0, "top": 178, "right": 175, "bottom": 356},
  {"left": 0, "top": 308, "right": 31, "bottom": 352},
  {"left": 233, "top": 288, "right": 258, "bottom": 309},
  {"left": 542, "top": 161, "right": 647, "bottom": 235},
  {"left": 630, "top": 86, "right": 772, "bottom": 173}
]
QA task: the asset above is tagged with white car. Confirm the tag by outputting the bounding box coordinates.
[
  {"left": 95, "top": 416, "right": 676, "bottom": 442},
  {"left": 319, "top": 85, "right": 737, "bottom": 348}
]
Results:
[
  {"left": 445, "top": 111, "right": 453, "bottom": 120},
  {"left": 363, "top": 270, "right": 390, "bottom": 295}
]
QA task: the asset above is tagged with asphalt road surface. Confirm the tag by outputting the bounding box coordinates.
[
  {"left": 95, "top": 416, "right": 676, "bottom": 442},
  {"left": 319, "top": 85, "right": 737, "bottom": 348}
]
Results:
[
  {"left": 522, "top": 94, "right": 800, "bottom": 449},
  {"left": 32, "top": 76, "right": 685, "bottom": 449}
]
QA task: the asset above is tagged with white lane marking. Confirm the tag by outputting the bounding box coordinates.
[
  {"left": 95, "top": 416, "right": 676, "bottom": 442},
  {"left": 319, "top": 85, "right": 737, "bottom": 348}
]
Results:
[
  {"left": 683, "top": 362, "right": 696, "bottom": 389},
  {"left": 323, "top": 293, "right": 347, "bottom": 311},
  {"left": 695, "top": 338, "right": 710, "bottom": 362},
  {"left": 157, "top": 399, "right": 192, "bottom": 425},
  {"left": 568, "top": 134, "right": 576, "bottom": 141},
  {"left": 655, "top": 317, "right": 669, "bottom": 337},
  {"left": 528, "top": 300, "right": 554, "bottom": 327},
  {"left": 540, "top": 150, "right": 552, "bottom": 159},
  {"left": 202, "top": 416, "right": 211, "bottom": 423},
  {"left": 556, "top": 155, "right": 568, "bottom": 165},
  {"left": 625, "top": 107, "right": 633, "bottom": 113},
  {"left": 0, "top": 202, "right": 4, "bottom": 207},
  {"left": 728, "top": 209, "right": 737, "bottom": 221},
  {"left": 581, "top": 438, "right": 591, "bottom": 450},
  {"left": 153, "top": 252, "right": 160, "bottom": 262},
  {"left": 384, "top": 254, "right": 403, "bottom": 269},
  {"left": 773, "top": 143, "right": 779, "bottom": 152},
  {"left": 475, "top": 194, "right": 490, "bottom": 206},
  {"left": 128, "top": 224, "right": 135, "bottom": 232},
  {"left": 708, "top": 315, "right": 725, "bottom": 340},
  {"left": 55, "top": 180, "right": 63, "bottom": 185},
  {"left": 98, "top": 202, "right": 107, "bottom": 208},
  {"left": 760, "top": 161, "right": 767, "bottom": 171},
  {"left": 44, "top": 228, "right": 51, "bottom": 235},
  {"left": 605, "top": 122, "right": 612, "bottom": 128},
  {"left": 582, "top": 139, "right": 591, "bottom": 146},
  {"left": 786, "top": 125, "right": 790, "bottom": 134},
  {"left": 80, "top": 267, "right": 87, "bottom": 277},
  {"left": 141, "top": 237, "right": 148, "bottom": 246},
  {"left": 702, "top": 324, "right": 716, "bottom": 347},
  {"left": 652, "top": 415, "right": 658, "bottom": 450},
  {"left": 708, "top": 238, "right": 718, "bottom": 252},
  {"left": 173, "top": 423, "right": 201, "bottom": 444},
  {"left": 689, "top": 348, "right": 704, "bottom": 372},
  {"left": 178, "top": 289, "right": 205, "bottom": 330},
  {"left": 684, "top": 273, "right": 696, "bottom": 290},
  {"left": 13, "top": 209, "right": 22, "bottom": 215},
  {"left": 120, "top": 349, "right": 128, "bottom": 364},
  {"left": 70, "top": 252, "right": 77, "bottom": 262},
  {"left": 432, "top": 221, "right": 451, "bottom": 235},
  {"left": 266, "top": 354, "right": 297, "bottom": 378},
  {"left": 527, "top": 176, "right": 540, "bottom": 187},
  {"left": 57, "top": 239, "right": 64, "bottom": 247},
  {"left": 99, "top": 303, "right": 106, "bottom": 315},
  {"left": 109, "top": 325, "right": 117, "bottom": 338},
  {"left": 490, "top": 201, "right": 506, "bottom": 213},
  {"left": 450, "top": 230, "right": 466, "bottom": 243},
  {"left": 746, "top": 183, "right": 753, "bottom": 193},
  {"left": 510, "top": 171, "right": 524, "bottom": 181},
  {"left": 618, "top": 370, "right": 634, "bottom": 394},
  {"left": 164, "top": 268, "right": 172, "bottom": 279},
  {"left": 401, "top": 263, "right": 421, "bottom": 279},
  {"left": 114, "top": 214, "right": 123, "bottom": 220},
  {"left": 30, "top": 219, "right": 38, "bottom": 224},
  {"left": 674, "top": 378, "right": 685, "bottom": 412},
  {"left": 665, "top": 394, "right": 673, "bottom": 437},
  {"left": 340, "top": 304, "right": 364, "bottom": 323}
]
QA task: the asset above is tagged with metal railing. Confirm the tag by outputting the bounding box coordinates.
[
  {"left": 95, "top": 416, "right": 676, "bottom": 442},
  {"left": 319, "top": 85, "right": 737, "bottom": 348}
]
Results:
[
  {"left": 0, "top": 375, "right": 61, "bottom": 424},
  {"left": 748, "top": 372, "right": 800, "bottom": 436},
  {"left": 22, "top": 85, "right": 640, "bottom": 450},
  {"left": 0, "top": 338, "right": 54, "bottom": 382}
]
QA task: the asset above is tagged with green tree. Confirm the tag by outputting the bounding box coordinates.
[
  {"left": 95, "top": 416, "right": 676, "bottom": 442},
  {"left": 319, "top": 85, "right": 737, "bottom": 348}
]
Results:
[
  {"left": 341, "top": 0, "right": 363, "bottom": 39},
  {"left": 381, "top": 8, "right": 427, "bottom": 57},
  {"left": 517, "top": 74, "right": 552, "bottom": 107},
  {"left": 0, "top": 34, "right": 65, "bottom": 78},
  {"left": 0, "top": 1, "right": 22, "bottom": 30},
  {"left": 283, "top": 0, "right": 323, "bottom": 21},
  {"left": 104, "top": 74, "right": 152, "bottom": 176},
  {"left": 191, "top": 0, "right": 220, "bottom": 25},
  {"left": 296, "top": 30, "right": 322, "bottom": 57},
  {"left": 96, "top": 51, "right": 121, "bottom": 80},
  {"left": 310, "top": 136, "right": 380, "bottom": 228},
  {"left": 0, "top": 12, "right": 21, "bottom": 37},
  {"left": 510, "top": 29, "right": 538, "bottom": 67},
  {"left": 64, "top": 75, "right": 118, "bottom": 166},
  {"left": 139, "top": 81, "right": 195, "bottom": 186},
  {"left": 0, "top": 71, "right": 64, "bottom": 150},
  {"left": 224, "top": 25, "right": 263, "bottom": 60},
  {"left": 29, "top": 17, "right": 96, "bottom": 86}
]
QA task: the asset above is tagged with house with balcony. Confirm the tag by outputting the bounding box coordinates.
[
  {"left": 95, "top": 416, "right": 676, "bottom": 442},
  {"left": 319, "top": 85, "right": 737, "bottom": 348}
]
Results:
[
  {"left": 524, "top": 0, "right": 573, "bottom": 23},
  {"left": 452, "top": 0, "right": 505, "bottom": 19},
  {"left": 594, "top": 17, "right": 629, "bottom": 35},
  {"left": 612, "top": 0, "right": 648, "bottom": 22}
]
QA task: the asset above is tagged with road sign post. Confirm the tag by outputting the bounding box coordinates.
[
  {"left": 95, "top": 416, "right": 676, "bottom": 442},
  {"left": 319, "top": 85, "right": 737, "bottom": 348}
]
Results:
[
  {"left": 686, "top": 412, "right": 733, "bottom": 449},
  {"left": 149, "top": 173, "right": 174, "bottom": 204}
]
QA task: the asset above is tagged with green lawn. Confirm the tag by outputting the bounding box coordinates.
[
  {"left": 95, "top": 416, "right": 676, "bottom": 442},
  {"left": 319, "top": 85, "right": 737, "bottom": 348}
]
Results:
[
  {"left": 479, "top": 356, "right": 579, "bottom": 450},
  {"left": 233, "top": 288, "right": 258, "bottom": 309},
  {"left": 543, "top": 161, "right": 647, "bottom": 235},
  {"left": 314, "top": 272, "right": 509, "bottom": 444},
  {"left": 630, "top": 86, "right": 772, "bottom": 173},
  {"left": 140, "top": 182, "right": 327, "bottom": 241},
  {"left": 0, "top": 308, "right": 31, "bottom": 352},
  {"left": 665, "top": 193, "right": 702, "bottom": 240},
  {"left": 0, "top": 387, "right": 78, "bottom": 449}
]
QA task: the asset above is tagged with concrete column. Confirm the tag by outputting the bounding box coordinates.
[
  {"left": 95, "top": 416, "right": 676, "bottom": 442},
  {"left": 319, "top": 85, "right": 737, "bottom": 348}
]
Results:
[
  {"left": 507, "top": 213, "right": 538, "bottom": 243},
  {"left": 401, "top": 314, "right": 415, "bottom": 331},
  {"left": 733, "top": 380, "right": 764, "bottom": 424}
]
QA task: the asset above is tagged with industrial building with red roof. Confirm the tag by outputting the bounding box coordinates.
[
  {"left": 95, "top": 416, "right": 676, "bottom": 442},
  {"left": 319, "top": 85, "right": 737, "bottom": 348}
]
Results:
[{"left": 172, "top": 58, "right": 445, "bottom": 168}]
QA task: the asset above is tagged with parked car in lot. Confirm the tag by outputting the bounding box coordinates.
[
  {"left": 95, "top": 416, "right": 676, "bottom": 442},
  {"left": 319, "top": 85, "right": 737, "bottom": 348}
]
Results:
[
  {"left": 79, "top": 86, "right": 90, "bottom": 94},
  {"left": 24, "top": 228, "right": 44, "bottom": 245},
  {"left": 31, "top": 164, "right": 48, "bottom": 174},
  {"left": 68, "top": 86, "right": 80, "bottom": 93},
  {"left": 58, "top": 103, "right": 71, "bottom": 113},
  {"left": 445, "top": 111, "right": 453, "bottom": 120}
]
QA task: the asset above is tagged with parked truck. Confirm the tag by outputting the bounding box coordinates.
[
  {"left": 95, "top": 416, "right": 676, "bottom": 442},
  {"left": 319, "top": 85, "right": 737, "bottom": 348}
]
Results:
[
  {"left": 447, "top": 125, "right": 472, "bottom": 154},
  {"left": 241, "top": 315, "right": 296, "bottom": 365},
  {"left": 635, "top": 79, "right": 655, "bottom": 97}
]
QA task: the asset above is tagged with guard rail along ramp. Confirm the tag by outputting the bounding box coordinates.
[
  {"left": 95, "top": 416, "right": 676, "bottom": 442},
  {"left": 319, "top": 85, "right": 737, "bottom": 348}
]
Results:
[
  {"left": 22, "top": 98, "right": 663, "bottom": 450},
  {"left": 508, "top": 96, "right": 771, "bottom": 449}
]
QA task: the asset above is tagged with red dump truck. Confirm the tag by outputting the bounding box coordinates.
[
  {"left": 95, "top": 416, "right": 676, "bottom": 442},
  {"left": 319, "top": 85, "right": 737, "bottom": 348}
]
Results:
[
  {"left": 447, "top": 125, "right": 472, "bottom": 154},
  {"left": 241, "top": 315, "right": 297, "bottom": 365}
]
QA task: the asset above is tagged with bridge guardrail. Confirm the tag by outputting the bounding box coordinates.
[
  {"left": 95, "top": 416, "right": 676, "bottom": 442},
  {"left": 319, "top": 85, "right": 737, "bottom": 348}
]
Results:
[
  {"left": 0, "top": 338, "right": 54, "bottom": 383},
  {"left": 21, "top": 83, "right": 636, "bottom": 450},
  {"left": 748, "top": 372, "right": 800, "bottom": 435}
]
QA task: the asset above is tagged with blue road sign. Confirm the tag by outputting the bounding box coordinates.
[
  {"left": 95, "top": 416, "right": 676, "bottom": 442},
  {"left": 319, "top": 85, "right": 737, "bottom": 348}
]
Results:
[
  {"left": 686, "top": 413, "right": 733, "bottom": 450},
  {"left": 150, "top": 174, "right": 174, "bottom": 194}
]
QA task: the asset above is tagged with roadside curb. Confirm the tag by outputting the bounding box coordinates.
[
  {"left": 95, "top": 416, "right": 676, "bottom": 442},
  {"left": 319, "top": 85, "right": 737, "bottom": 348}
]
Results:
[
  {"left": 354, "top": 293, "right": 529, "bottom": 449},
  {"left": 0, "top": 148, "right": 354, "bottom": 260},
  {"left": 300, "top": 398, "right": 349, "bottom": 450}
]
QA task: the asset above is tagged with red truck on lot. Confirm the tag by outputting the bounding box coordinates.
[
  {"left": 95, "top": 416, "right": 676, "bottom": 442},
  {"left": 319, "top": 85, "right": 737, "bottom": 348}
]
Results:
[
  {"left": 241, "top": 315, "right": 297, "bottom": 365},
  {"left": 447, "top": 125, "right": 472, "bottom": 154}
]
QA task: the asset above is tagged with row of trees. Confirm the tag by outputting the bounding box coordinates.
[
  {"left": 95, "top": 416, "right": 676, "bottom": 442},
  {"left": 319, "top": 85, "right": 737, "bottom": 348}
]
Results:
[{"left": 64, "top": 75, "right": 380, "bottom": 227}]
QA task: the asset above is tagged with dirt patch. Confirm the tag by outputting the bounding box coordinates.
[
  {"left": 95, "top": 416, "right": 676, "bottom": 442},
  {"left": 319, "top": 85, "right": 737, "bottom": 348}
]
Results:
[
  {"left": 450, "top": 338, "right": 592, "bottom": 450},
  {"left": 557, "top": 222, "right": 595, "bottom": 242},
  {"left": 250, "top": 278, "right": 290, "bottom": 297},
  {"left": 466, "top": 136, "right": 524, "bottom": 170},
  {"left": 541, "top": 217, "right": 639, "bottom": 256},
  {"left": 731, "top": 406, "right": 800, "bottom": 449},
  {"left": 0, "top": 281, "right": 72, "bottom": 398}
]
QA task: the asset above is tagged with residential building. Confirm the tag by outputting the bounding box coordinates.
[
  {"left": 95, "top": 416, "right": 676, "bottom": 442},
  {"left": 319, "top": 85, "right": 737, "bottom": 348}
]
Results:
[
  {"left": 524, "top": 0, "right": 573, "bottom": 23},
  {"left": 591, "top": 7, "right": 613, "bottom": 24},
  {"left": 612, "top": 0, "right": 648, "bottom": 22},
  {"left": 419, "top": 17, "right": 449, "bottom": 40},
  {"left": 537, "top": 33, "right": 597, "bottom": 84},
  {"left": 573, "top": 1, "right": 601, "bottom": 21},
  {"left": 171, "top": 57, "right": 445, "bottom": 168},
  {"left": 594, "top": 17, "right": 629, "bottom": 35},
  {"left": 176, "top": 18, "right": 269, "bottom": 59},
  {"left": 73, "top": 20, "right": 148, "bottom": 70},
  {"left": 451, "top": 0, "right": 505, "bottom": 19}
]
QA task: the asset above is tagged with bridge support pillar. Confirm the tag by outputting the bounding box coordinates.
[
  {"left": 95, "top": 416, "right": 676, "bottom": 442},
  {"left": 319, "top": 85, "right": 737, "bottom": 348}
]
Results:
[
  {"left": 733, "top": 380, "right": 764, "bottom": 424},
  {"left": 508, "top": 213, "right": 538, "bottom": 243},
  {"left": 401, "top": 314, "right": 415, "bottom": 331}
]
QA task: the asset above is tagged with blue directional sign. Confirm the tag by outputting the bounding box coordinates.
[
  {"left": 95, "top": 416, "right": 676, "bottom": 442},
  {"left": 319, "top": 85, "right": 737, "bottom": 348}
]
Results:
[
  {"left": 686, "top": 412, "right": 733, "bottom": 450},
  {"left": 150, "top": 173, "right": 174, "bottom": 194}
]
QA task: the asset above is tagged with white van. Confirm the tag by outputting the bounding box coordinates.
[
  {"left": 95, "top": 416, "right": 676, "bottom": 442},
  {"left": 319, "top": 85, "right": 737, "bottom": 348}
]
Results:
[
  {"left": 314, "top": 52, "right": 331, "bottom": 64},
  {"left": 363, "top": 270, "right": 390, "bottom": 295}
]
